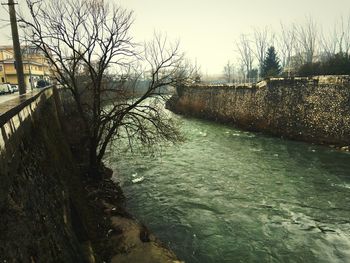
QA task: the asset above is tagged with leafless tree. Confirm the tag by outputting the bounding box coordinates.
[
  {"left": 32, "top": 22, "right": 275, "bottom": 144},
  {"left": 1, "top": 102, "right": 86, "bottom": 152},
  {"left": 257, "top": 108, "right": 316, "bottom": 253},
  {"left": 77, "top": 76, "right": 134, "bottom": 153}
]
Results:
[
  {"left": 320, "top": 24, "right": 338, "bottom": 60},
  {"left": 20, "top": 0, "right": 190, "bottom": 179},
  {"left": 336, "top": 14, "right": 350, "bottom": 54},
  {"left": 191, "top": 59, "right": 202, "bottom": 83},
  {"left": 278, "top": 23, "right": 296, "bottom": 74},
  {"left": 236, "top": 61, "right": 246, "bottom": 83},
  {"left": 236, "top": 34, "right": 254, "bottom": 79},
  {"left": 223, "top": 60, "right": 234, "bottom": 83},
  {"left": 252, "top": 26, "right": 272, "bottom": 77},
  {"left": 319, "top": 14, "right": 350, "bottom": 61},
  {"left": 295, "top": 17, "right": 319, "bottom": 63}
]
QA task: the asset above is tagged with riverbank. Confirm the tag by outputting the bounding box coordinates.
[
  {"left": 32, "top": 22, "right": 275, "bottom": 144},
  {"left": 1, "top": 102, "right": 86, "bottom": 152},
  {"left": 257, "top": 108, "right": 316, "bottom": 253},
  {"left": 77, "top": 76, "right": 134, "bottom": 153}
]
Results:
[
  {"left": 61, "top": 110, "right": 184, "bottom": 262},
  {"left": 79, "top": 173, "right": 183, "bottom": 263}
]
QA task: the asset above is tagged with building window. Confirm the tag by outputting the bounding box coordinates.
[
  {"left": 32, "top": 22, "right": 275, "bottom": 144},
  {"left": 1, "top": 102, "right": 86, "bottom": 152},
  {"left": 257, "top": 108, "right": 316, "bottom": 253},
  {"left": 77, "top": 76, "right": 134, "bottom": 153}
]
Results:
[
  {"left": 1, "top": 77, "right": 4, "bottom": 83},
  {"left": 0, "top": 65, "right": 2, "bottom": 71}
]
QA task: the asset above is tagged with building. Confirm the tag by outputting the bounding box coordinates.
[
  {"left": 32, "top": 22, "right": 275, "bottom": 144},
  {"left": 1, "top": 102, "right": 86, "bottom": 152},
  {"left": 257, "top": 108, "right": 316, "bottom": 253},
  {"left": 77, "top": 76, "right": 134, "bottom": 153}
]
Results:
[{"left": 0, "top": 45, "right": 53, "bottom": 89}]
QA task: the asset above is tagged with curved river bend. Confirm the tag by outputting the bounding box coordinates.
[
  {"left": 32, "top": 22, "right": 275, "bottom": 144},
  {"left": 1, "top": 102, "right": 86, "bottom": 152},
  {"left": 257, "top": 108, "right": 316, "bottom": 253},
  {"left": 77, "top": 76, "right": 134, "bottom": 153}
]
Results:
[{"left": 107, "top": 113, "right": 350, "bottom": 263}]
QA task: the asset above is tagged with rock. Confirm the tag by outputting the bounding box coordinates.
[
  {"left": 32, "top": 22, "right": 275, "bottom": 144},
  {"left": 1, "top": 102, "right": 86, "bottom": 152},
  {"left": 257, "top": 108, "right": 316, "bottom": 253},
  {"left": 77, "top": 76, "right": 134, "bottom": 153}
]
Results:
[
  {"left": 110, "top": 216, "right": 182, "bottom": 263},
  {"left": 340, "top": 146, "right": 350, "bottom": 151}
]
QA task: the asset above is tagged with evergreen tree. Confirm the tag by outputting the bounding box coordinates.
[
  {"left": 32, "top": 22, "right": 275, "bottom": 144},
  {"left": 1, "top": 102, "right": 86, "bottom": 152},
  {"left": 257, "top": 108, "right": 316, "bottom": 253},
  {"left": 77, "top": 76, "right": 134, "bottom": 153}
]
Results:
[{"left": 261, "top": 46, "right": 281, "bottom": 78}]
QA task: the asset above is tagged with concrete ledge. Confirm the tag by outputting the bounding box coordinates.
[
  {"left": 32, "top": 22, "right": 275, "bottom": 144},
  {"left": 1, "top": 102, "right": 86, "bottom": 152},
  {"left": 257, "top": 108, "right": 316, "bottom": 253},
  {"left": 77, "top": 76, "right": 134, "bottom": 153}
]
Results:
[{"left": 0, "top": 88, "right": 52, "bottom": 126}]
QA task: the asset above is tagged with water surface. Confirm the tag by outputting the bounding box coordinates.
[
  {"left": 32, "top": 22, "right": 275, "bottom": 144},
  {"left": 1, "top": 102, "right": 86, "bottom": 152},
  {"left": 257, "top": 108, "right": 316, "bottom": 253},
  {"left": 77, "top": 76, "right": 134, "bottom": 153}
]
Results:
[{"left": 107, "top": 114, "right": 350, "bottom": 263}]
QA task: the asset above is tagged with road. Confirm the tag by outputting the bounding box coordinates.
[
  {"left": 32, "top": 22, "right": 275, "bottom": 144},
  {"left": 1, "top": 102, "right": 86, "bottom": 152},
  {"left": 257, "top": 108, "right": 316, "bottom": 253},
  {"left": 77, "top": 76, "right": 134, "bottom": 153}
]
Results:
[{"left": 0, "top": 92, "right": 21, "bottom": 104}]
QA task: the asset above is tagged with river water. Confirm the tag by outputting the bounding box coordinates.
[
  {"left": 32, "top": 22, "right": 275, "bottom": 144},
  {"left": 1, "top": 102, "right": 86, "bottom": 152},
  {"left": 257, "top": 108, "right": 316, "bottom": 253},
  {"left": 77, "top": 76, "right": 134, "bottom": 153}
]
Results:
[{"left": 107, "top": 112, "right": 350, "bottom": 263}]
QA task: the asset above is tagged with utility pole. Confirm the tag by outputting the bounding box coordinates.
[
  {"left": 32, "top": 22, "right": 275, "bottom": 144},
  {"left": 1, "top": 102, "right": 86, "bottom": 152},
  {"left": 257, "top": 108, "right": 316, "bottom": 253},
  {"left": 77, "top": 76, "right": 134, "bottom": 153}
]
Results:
[{"left": 3, "top": 0, "right": 26, "bottom": 94}]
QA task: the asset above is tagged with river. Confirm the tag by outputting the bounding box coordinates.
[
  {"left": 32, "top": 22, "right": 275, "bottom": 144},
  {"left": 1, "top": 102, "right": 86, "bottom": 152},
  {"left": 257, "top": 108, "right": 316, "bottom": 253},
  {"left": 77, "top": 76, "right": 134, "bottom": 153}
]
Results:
[{"left": 107, "top": 111, "right": 350, "bottom": 263}]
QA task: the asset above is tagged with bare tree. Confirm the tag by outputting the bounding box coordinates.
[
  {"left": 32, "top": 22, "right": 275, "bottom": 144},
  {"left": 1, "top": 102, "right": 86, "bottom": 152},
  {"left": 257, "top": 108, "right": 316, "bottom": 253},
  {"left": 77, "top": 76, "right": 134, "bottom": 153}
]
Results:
[
  {"left": 337, "top": 14, "right": 350, "bottom": 54},
  {"left": 236, "top": 60, "right": 246, "bottom": 83},
  {"left": 236, "top": 34, "right": 254, "bottom": 79},
  {"left": 20, "top": 0, "right": 190, "bottom": 179},
  {"left": 296, "top": 17, "right": 319, "bottom": 63},
  {"left": 320, "top": 24, "right": 338, "bottom": 60},
  {"left": 223, "top": 60, "right": 234, "bottom": 83},
  {"left": 318, "top": 14, "right": 350, "bottom": 62},
  {"left": 252, "top": 26, "right": 272, "bottom": 77},
  {"left": 192, "top": 59, "right": 202, "bottom": 83},
  {"left": 278, "top": 23, "right": 296, "bottom": 75}
]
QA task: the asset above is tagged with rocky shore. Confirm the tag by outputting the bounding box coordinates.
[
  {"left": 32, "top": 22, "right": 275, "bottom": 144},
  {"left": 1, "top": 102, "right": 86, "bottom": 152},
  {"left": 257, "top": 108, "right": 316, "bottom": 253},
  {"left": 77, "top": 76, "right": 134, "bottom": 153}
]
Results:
[
  {"left": 82, "top": 177, "right": 183, "bottom": 263},
  {"left": 65, "top": 113, "right": 182, "bottom": 262}
]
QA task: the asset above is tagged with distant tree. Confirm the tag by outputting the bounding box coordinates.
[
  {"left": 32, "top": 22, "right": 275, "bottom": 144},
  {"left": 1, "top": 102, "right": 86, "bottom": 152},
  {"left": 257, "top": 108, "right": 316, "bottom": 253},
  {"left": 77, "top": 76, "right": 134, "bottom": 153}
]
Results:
[
  {"left": 320, "top": 24, "right": 339, "bottom": 60},
  {"left": 236, "top": 34, "right": 254, "bottom": 79},
  {"left": 194, "top": 63, "right": 202, "bottom": 83},
  {"left": 247, "top": 68, "right": 258, "bottom": 80},
  {"left": 252, "top": 26, "right": 273, "bottom": 77},
  {"left": 296, "top": 17, "right": 318, "bottom": 64},
  {"left": 223, "top": 60, "right": 234, "bottom": 83},
  {"left": 339, "top": 14, "right": 350, "bottom": 54},
  {"left": 194, "top": 74, "right": 201, "bottom": 83},
  {"left": 261, "top": 46, "right": 281, "bottom": 78},
  {"left": 320, "top": 14, "right": 350, "bottom": 60},
  {"left": 278, "top": 23, "right": 296, "bottom": 76}
]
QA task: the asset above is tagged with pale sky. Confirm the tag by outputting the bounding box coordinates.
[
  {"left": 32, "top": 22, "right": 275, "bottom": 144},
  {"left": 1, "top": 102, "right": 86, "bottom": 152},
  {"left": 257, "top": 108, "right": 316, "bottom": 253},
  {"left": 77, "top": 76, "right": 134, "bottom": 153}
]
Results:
[{"left": 1, "top": 0, "right": 350, "bottom": 74}]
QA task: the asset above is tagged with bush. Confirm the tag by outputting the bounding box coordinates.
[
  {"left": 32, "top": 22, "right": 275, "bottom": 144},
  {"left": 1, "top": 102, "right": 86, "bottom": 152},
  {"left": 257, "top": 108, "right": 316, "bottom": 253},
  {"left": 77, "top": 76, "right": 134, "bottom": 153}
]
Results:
[{"left": 298, "top": 53, "right": 350, "bottom": 76}]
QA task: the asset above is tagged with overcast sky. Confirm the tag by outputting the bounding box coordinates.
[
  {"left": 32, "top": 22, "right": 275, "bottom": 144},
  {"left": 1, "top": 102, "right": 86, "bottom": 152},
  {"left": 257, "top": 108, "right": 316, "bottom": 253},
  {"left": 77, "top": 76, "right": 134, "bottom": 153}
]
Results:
[{"left": 1, "top": 0, "right": 350, "bottom": 74}]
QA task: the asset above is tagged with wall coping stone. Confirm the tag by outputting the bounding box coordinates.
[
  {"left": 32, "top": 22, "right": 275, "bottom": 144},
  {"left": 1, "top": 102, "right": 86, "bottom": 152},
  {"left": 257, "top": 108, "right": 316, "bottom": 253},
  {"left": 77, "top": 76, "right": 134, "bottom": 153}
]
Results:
[{"left": 184, "top": 75, "right": 350, "bottom": 89}]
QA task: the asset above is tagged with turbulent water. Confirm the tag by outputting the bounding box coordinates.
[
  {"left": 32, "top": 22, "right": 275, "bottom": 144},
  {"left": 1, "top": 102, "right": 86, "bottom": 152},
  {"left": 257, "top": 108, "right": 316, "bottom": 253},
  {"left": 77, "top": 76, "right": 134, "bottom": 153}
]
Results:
[{"left": 107, "top": 112, "right": 350, "bottom": 263}]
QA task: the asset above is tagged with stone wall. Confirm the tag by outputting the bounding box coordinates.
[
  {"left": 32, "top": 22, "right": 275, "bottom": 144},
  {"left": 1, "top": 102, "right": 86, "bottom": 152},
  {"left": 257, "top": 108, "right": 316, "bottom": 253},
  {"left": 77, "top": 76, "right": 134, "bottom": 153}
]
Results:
[
  {"left": 0, "top": 88, "right": 88, "bottom": 262},
  {"left": 167, "top": 76, "right": 350, "bottom": 146}
]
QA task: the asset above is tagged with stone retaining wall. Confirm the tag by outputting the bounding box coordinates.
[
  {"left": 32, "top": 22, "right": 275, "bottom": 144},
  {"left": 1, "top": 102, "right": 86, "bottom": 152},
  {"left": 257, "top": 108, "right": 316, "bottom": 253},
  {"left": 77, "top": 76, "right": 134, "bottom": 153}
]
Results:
[
  {"left": 167, "top": 76, "right": 350, "bottom": 146},
  {"left": 0, "top": 88, "right": 87, "bottom": 262}
]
